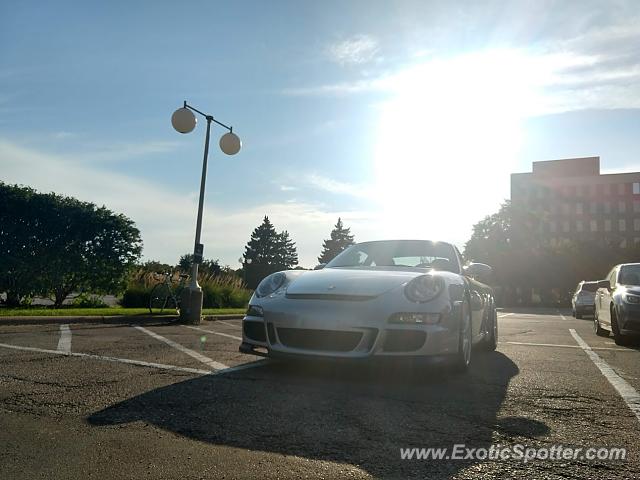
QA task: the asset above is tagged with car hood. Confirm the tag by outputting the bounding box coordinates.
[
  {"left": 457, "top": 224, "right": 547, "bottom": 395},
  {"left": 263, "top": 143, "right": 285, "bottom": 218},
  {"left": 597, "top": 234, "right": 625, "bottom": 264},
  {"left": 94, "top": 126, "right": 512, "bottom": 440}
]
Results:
[
  {"left": 622, "top": 285, "right": 640, "bottom": 295},
  {"left": 286, "top": 267, "right": 430, "bottom": 298}
]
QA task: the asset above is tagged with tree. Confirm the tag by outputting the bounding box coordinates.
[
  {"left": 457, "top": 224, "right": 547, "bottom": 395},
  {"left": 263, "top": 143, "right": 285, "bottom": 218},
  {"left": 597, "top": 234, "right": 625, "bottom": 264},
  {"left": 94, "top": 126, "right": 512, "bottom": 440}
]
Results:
[
  {"left": 243, "top": 216, "right": 279, "bottom": 266},
  {"left": 318, "top": 217, "right": 355, "bottom": 264},
  {"left": 274, "top": 230, "right": 298, "bottom": 270},
  {"left": 464, "top": 200, "right": 640, "bottom": 307},
  {"left": 242, "top": 216, "right": 299, "bottom": 288},
  {"left": 0, "top": 184, "right": 48, "bottom": 305},
  {"left": 0, "top": 182, "right": 142, "bottom": 307}
]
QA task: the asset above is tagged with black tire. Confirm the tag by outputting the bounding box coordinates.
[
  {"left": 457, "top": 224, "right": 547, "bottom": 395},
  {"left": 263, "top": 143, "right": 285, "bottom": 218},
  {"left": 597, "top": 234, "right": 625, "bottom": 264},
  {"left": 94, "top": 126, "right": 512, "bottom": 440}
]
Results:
[
  {"left": 594, "top": 315, "right": 608, "bottom": 337},
  {"left": 149, "top": 283, "right": 170, "bottom": 314},
  {"left": 611, "top": 309, "right": 629, "bottom": 346},
  {"left": 452, "top": 299, "right": 472, "bottom": 373},
  {"left": 482, "top": 303, "right": 498, "bottom": 351}
]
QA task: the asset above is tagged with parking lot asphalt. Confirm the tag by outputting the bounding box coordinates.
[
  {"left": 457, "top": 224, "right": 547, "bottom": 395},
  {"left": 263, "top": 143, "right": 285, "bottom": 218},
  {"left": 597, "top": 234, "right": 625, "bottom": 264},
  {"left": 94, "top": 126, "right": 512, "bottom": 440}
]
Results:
[{"left": 1, "top": 312, "right": 640, "bottom": 479}]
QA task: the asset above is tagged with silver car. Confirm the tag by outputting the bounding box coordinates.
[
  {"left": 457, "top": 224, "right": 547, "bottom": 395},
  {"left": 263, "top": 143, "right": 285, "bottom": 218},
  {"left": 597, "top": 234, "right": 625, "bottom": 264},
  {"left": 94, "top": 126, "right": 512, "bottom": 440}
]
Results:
[
  {"left": 571, "top": 281, "right": 597, "bottom": 319},
  {"left": 594, "top": 263, "right": 640, "bottom": 345},
  {"left": 239, "top": 240, "right": 497, "bottom": 372}
]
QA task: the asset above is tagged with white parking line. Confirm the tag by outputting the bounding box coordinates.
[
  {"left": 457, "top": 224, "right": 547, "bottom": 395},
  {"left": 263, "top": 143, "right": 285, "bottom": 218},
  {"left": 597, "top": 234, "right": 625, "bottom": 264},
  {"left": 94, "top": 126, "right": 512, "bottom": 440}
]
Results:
[
  {"left": 500, "top": 340, "right": 635, "bottom": 352},
  {"left": 216, "top": 320, "right": 241, "bottom": 329},
  {"left": 0, "top": 342, "right": 211, "bottom": 375},
  {"left": 184, "top": 325, "right": 242, "bottom": 341},
  {"left": 133, "top": 325, "right": 229, "bottom": 371},
  {"left": 57, "top": 324, "right": 71, "bottom": 353},
  {"left": 498, "top": 313, "right": 514, "bottom": 318},
  {"left": 569, "top": 329, "right": 640, "bottom": 423}
]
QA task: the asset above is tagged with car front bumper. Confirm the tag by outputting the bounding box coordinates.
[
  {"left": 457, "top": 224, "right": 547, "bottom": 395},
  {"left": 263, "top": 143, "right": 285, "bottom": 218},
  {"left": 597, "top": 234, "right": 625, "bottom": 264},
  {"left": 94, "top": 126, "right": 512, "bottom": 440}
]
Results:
[
  {"left": 239, "top": 297, "right": 461, "bottom": 359},
  {"left": 575, "top": 303, "right": 595, "bottom": 315},
  {"left": 618, "top": 303, "right": 640, "bottom": 335}
]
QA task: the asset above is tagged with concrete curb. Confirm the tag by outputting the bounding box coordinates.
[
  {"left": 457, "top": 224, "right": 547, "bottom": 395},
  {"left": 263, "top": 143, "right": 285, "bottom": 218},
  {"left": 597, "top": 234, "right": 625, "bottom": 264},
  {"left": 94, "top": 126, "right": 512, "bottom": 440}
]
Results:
[{"left": 0, "top": 314, "right": 244, "bottom": 326}]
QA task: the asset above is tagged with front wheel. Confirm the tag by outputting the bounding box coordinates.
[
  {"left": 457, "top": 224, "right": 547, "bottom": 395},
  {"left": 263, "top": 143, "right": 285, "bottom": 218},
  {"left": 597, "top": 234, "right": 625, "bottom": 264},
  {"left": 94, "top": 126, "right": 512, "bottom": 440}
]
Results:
[
  {"left": 482, "top": 304, "right": 498, "bottom": 351},
  {"left": 452, "top": 299, "right": 472, "bottom": 373},
  {"left": 149, "top": 283, "right": 170, "bottom": 314},
  {"left": 594, "top": 315, "right": 608, "bottom": 337},
  {"left": 612, "top": 309, "right": 630, "bottom": 346}
]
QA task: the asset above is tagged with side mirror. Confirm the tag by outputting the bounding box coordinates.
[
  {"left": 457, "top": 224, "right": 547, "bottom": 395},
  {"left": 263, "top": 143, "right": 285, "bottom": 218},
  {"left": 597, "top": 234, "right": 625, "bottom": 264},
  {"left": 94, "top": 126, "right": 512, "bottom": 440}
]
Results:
[
  {"left": 314, "top": 263, "right": 326, "bottom": 270},
  {"left": 597, "top": 280, "right": 610, "bottom": 290},
  {"left": 464, "top": 263, "right": 492, "bottom": 278}
]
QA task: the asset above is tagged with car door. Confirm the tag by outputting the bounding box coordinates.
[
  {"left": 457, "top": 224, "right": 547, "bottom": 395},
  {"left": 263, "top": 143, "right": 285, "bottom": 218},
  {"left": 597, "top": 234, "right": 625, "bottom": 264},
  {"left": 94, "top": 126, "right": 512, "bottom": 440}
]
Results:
[
  {"left": 599, "top": 267, "right": 617, "bottom": 328},
  {"left": 454, "top": 247, "right": 488, "bottom": 341}
]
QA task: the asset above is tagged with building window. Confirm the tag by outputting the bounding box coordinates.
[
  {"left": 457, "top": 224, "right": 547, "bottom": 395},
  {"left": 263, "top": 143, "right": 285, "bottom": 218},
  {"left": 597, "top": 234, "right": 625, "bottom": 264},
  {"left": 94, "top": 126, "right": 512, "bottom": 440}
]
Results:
[
  {"left": 590, "top": 220, "right": 598, "bottom": 232},
  {"left": 620, "top": 238, "right": 627, "bottom": 248},
  {"left": 563, "top": 203, "right": 571, "bottom": 214},
  {"left": 590, "top": 202, "right": 598, "bottom": 214},
  {"left": 562, "top": 221, "right": 570, "bottom": 233},
  {"left": 634, "top": 182, "right": 640, "bottom": 194},
  {"left": 619, "top": 201, "right": 627, "bottom": 213},
  {"left": 576, "top": 185, "right": 583, "bottom": 196},
  {"left": 603, "top": 201, "right": 612, "bottom": 214},
  {"left": 635, "top": 218, "right": 640, "bottom": 232},
  {"left": 634, "top": 237, "right": 640, "bottom": 246},
  {"left": 605, "top": 219, "right": 612, "bottom": 232},
  {"left": 576, "top": 220, "right": 584, "bottom": 232},
  {"left": 634, "top": 200, "right": 640, "bottom": 213},
  {"left": 619, "top": 219, "right": 627, "bottom": 232},
  {"left": 618, "top": 183, "right": 626, "bottom": 195},
  {"left": 549, "top": 221, "right": 557, "bottom": 233},
  {"left": 576, "top": 203, "right": 583, "bottom": 214}
]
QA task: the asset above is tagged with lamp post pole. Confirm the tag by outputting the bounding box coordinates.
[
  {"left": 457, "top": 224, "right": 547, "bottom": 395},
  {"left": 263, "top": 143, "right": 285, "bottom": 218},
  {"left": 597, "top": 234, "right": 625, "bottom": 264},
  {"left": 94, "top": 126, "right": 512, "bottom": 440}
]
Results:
[{"left": 172, "top": 101, "right": 241, "bottom": 324}]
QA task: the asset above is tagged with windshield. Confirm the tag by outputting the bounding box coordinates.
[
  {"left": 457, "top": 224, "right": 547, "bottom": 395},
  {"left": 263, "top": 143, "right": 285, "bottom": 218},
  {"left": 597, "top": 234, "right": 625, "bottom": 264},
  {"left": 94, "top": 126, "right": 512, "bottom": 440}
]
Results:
[
  {"left": 619, "top": 265, "right": 640, "bottom": 286},
  {"left": 326, "top": 240, "right": 459, "bottom": 273}
]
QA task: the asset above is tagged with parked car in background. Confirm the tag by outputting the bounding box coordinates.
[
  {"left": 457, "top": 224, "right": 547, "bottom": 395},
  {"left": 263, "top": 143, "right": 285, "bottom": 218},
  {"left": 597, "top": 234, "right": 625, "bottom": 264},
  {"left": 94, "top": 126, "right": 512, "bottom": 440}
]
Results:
[
  {"left": 240, "top": 239, "right": 497, "bottom": 373},
  {"left": 594, "top": 263, "right": 640, "bottom": 345},
  {"left": 571, "top": 281, "right": 598, "bottom": 319}
]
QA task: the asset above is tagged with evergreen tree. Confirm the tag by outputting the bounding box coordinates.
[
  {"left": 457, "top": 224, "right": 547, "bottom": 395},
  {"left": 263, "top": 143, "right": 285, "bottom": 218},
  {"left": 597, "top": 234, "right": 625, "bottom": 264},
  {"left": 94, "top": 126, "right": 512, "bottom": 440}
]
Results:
[
  {"left": 274, "top": 230, "right": 298, "bottom": 270},
  {"left": 243, "top": 216, "right": 280, "bottom": 265},
  {"left": 318, "top": 218, "right": 355, "bottom": 264}
]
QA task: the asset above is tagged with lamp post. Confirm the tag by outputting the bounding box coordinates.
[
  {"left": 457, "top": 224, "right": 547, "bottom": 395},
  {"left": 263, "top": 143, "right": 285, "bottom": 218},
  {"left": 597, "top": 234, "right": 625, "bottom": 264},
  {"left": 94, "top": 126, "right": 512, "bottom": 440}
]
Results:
[
  {"left": 172, "top": 101, "right": 241, "bottom": 324},
  {"left": 238, "top": 257, "right": 252, "bottom": 286}
]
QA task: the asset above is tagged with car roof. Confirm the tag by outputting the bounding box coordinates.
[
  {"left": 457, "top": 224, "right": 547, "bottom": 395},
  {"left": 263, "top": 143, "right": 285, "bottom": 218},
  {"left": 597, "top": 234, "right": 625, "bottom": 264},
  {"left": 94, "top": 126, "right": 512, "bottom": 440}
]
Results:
[{"left": 355, "top": 239, "right": 454, "bottom": 247}]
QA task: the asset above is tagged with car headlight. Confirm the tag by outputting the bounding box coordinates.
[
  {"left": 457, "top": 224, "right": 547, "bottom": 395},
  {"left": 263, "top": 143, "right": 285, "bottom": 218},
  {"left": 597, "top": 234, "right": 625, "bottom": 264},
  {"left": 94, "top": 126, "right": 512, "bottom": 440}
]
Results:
[
  {"left": 404, "top": 275, "right": 445, "bottom": 303},
  {"left": 246, "top": 305, "right": 264, "bottom": 317},
  {"left": 255, "top": 272, "right": 288, "bottom": 298},
  {"left": 625, "top": 294, "right": 640, "bottom": 304}
]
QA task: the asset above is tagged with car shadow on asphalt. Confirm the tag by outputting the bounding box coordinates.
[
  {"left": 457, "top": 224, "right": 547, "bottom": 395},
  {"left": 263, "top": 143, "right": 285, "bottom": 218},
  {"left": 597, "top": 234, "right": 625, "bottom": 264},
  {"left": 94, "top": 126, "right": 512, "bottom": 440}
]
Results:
[{"left": 87, "top": 351, "right": 546, "bottom": 479}]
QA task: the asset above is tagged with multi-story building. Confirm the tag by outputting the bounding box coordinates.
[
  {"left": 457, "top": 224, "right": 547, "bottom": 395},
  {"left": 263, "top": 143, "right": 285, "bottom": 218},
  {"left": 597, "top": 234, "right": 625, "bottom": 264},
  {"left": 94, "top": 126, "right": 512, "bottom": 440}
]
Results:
[{"left": 511, "top": 157, "right": 640, "bottom": 248}]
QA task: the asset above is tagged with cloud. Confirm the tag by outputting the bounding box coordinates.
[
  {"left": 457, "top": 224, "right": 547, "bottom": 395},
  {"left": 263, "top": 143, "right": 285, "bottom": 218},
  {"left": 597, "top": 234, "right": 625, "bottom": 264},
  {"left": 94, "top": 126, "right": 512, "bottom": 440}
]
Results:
[
  {"left": 306, "top": 173, "right": 373, "bottom": 199},
  {"left": 327, "top": 34, "right": 379, "bottom": 66},
  {"left": 0, "top": 139, "right": 374, "bottom": 268},
  {"left": 284, "top": 46, "right": 640, "bottom": 115}
]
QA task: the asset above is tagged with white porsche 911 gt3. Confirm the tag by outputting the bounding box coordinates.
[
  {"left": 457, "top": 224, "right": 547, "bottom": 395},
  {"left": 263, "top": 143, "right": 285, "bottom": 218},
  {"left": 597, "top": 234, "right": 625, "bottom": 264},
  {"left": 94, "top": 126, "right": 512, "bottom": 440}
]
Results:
[{"left": 239, "top": 240, "right": 497, "bottom": 371}]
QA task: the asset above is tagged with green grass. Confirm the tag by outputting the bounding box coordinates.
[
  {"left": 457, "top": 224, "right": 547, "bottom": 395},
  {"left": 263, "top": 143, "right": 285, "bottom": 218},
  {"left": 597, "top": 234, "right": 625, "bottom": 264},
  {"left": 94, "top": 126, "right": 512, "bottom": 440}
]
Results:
[{"left": 0, "top": 306, "right": 246, "bottom": 317}]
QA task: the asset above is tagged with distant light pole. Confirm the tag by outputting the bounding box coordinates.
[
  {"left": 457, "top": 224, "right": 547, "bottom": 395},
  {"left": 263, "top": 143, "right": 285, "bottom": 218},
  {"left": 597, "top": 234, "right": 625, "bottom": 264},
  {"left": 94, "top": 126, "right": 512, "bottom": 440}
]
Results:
[{"left": 172, "top": 101, "right": 241, "bottom": 324}]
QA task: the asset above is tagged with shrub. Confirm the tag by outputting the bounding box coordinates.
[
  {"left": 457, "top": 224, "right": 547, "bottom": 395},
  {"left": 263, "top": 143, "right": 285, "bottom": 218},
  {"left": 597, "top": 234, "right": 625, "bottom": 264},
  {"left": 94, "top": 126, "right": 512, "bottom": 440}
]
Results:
[
  {"left": 120, "top": 285, "right": 151, "bottom": 308},
  {"left": 72, "top": 293, "right": 108, "bottom": 308},
  {"left": 120, "top": 268, "right": 252, "bottom": 309},
  {"left": 199, "top": 272, "right": 251, "bottom": 308}
]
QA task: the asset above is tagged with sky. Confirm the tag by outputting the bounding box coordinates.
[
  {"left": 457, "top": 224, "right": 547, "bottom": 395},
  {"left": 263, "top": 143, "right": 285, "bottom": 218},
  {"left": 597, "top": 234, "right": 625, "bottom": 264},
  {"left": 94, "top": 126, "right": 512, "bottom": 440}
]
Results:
[{"left": 2, "top": 0, "right": 640, "bottom": 268}]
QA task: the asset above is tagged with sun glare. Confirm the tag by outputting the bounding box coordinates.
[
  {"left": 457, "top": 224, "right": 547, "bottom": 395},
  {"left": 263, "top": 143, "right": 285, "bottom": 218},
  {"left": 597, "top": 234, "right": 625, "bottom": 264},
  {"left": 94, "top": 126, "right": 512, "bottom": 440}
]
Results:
[{"left": 372, "top": 49, "right": 544, "bottom": 242}]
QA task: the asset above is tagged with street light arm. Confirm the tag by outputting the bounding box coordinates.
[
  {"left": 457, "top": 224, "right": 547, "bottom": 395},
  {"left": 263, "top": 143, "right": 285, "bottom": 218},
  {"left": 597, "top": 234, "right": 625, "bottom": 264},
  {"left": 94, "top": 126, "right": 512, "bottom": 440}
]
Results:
[{"left": 183, "top": 101, "right": 234, "bottom": 132}]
